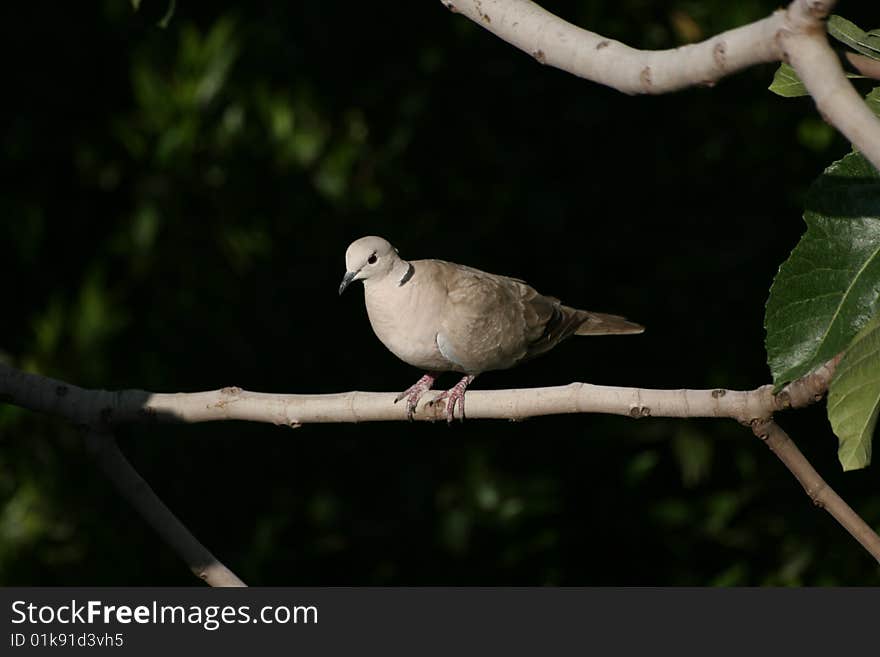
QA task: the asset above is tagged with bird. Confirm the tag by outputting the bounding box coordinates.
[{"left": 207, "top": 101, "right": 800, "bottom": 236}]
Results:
[{"left": 339, "top": 236, "right": 644, "bottom": 422}]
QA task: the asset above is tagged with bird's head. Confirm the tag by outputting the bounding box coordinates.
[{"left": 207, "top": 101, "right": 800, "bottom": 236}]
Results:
[{"left": 339, "top": 236, "right": 400, "bottom": 294}]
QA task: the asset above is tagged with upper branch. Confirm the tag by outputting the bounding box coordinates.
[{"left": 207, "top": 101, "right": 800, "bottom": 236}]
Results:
[
  {"left": 444, "top": 0, "right": 785, "bottom": 94},
  {"left": 444, "top": 0, "right": 880, "bottom": 169}
]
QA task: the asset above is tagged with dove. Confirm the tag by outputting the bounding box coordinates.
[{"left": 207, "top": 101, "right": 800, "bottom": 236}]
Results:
[{"left": 339, "top": 236, "right": 643, "bottom": 422}]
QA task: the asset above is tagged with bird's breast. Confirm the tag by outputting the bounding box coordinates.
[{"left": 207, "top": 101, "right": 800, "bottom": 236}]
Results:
[{"left": 363, "top": 280, "right": 451, "bottom": 370}]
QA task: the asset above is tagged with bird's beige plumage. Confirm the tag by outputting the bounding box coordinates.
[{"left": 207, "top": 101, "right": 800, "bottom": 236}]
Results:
[{"left": 339, "top": 236, "right": 643, "bottom": 421}]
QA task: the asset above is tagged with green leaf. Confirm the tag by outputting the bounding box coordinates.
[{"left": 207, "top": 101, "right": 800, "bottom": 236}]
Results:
[
  {"left": 827, "top": 15, "right": 880, "bottom": 59},
  {"left": 765, "top": 151, "right": 880, "bottom": 389},
  {"left": 769, "top": 63, "right": 808, "bottom": 97},
  {"left": 867, "top": 87, "right": 880, "bottom": 119},
  {"left": 827, "top": 313, "right": 880, "bottom": 470},
  {"left": 865, "top": 28, "right": 880, "bottom": 52},
  {"left": 768, "top": 63, "right": 863, "bottom": 99},
  {"left": 130, "top": 0, "right": 141, "bottom": 10}
]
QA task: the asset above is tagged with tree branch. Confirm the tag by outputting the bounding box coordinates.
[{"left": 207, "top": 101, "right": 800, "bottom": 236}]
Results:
[
  {"left": 4, "top": 357, "right": 878, "bottom": 572},
  {"left": 443, "top": 0, "right": 784, "bottom": 93},
  {"left": 0, "top": 361, "right": 832, "bottom": 427},
  {"left": 85, "top": 431, "right": 246, "bottom": 587},
  {"left": 443, "top": 0, "right": 880, "bottom": 170},
  {"left": 783, "top": 23, "right": 880, "bottom": 168},
  {"left": 751, "top": 419, "right": 880, "bottom": 564}
]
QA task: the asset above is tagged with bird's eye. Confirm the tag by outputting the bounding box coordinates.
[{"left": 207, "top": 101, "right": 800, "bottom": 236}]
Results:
[{"left": 367, "top": 253, "right": 377, "bottom": 265}]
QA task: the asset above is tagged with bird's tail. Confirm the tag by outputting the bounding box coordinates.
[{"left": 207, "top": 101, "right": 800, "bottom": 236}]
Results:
[
  {"left": 573, "top": 310, "right": 645, "bottom": 336},
  {"left": 523, "top": 304, "right": 643, "bottom": 362}
]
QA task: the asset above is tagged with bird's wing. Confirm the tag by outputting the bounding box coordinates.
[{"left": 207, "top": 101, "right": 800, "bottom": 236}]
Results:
[
  {"left": 415, "top": 260, "right": 643, "bottom": 372},
  {"left": 423, "top": 260, "right": 564, "bottom": 371}
]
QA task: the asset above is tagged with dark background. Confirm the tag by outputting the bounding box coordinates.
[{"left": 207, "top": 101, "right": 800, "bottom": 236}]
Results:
[{"left": 1, "top": 0, "right": 878, "bottom": 585}]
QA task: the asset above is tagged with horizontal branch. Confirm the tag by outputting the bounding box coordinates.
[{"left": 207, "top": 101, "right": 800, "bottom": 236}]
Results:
[
  {"left": 81, "top": 385, "right": 780, "bottom": 424},
  {"left": 5, "top": 357, "right": 878, "bottom": 574},
  {"left": 0, "top": 362, "right": 825, "bottom": 427},
  {"left": 444, "top": 0, "right": 880, "bottom": 170}
]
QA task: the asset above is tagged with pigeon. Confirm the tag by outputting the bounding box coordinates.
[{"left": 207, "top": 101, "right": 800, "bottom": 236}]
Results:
[{"left": 339, "top": 236, "right": 643, "bottom": 422}]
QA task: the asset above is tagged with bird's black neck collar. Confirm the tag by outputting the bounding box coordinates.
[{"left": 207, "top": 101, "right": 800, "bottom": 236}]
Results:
[{"left": 398, "top": 262, "right": 415, "bottom": 287}]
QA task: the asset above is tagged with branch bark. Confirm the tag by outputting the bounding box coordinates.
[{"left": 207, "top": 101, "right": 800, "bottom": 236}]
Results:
[
  {"left": 443, "top": 0, "right": 880, "bottom": 170},
  {"left": 0, "top": 361, "right": 834, "bottom": 427},
  {"left": 752, "top": 419, "right": 880, "bottom": 563}
]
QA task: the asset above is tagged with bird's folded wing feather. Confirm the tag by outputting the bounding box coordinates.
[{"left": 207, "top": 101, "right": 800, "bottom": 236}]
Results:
[
  {"left": 424, "top": 260, "right": 567, "bottom": 370},
  {"left": 417, "top": 260, "right": 642, "bottom": 373}
]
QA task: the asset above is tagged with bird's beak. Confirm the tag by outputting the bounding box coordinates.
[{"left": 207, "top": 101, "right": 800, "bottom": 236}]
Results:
[{"left": 338, "top": 271, "right": 357, "bottom": 295}]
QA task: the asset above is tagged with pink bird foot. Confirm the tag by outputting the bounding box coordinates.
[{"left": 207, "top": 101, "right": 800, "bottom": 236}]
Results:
[
  {"left": 432, "top": 375, "right": 476, "bottom": 424},
  {"left": 394, "top": 372, "right": 439, "bottom": 421}
]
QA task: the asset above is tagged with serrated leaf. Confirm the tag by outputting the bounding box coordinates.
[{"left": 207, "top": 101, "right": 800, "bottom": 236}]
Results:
[
  {"left": 765, "top": 151, "right": 880, "bottom": 389},
  {"left": 769, "top": 63, "right": 808, "bottom": 97},
  {"left": 827, "top": 313, "right": 880, "bottom": 470},
  {"left": 828, "top": 15, "right": 880, "bottom": 59}
]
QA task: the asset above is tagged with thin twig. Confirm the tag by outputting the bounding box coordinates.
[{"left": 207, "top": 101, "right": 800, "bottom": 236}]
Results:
[
  {"left": 751, "top": 419, "right": 880, "bottom": 564},
  {"left": 86, "top": 431, "right": 246, "bottom": 587}
]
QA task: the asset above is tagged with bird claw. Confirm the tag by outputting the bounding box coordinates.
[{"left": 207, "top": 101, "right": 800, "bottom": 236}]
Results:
[
  {"left": 394, "top": 373, "right": 475, "bottom": 423},
  {"left": 433, "top": 375, "right": 475, "bottom": 424},
  {"left": 393, "top": 373, "right": 438, "bottom": 421},
  {"left": 397, "top": 392, "right": 421, "bottom": 422},
  {"left": 433, "top": 390, "right": 465, "bottom": 424}
]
